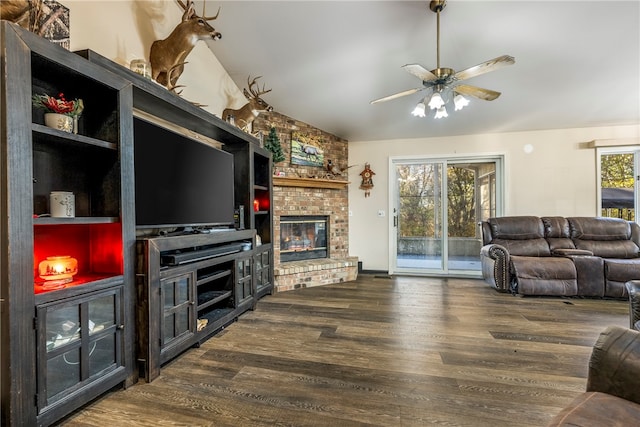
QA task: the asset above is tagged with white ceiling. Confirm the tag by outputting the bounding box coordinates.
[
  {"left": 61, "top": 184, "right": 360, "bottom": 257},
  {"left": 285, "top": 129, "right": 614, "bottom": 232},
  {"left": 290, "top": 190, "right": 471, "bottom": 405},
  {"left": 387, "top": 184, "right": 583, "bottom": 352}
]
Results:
[{"left": 205, "top": 1, "right": 640, "bottom": 142}]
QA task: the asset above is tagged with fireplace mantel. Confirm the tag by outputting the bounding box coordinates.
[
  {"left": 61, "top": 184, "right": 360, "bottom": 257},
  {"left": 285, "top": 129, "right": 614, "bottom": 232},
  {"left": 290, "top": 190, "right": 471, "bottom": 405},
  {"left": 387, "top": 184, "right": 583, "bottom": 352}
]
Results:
[{"left": 273, "top": 176, "right": 349, "bottom": 190}]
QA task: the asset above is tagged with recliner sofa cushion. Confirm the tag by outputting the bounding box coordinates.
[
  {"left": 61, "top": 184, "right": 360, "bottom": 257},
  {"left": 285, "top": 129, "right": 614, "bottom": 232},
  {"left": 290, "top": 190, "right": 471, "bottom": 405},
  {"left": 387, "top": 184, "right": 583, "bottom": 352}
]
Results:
[
  {"left": 489, "top": 216, "right": 544, "bottom": 239},
  {"left": 605, "top": 259, "right": 640, "bottom": 283},
  {"left": 574, "top": 240, "right": 640, "bottom": 259},
  {"left": 491, "top": 238, "right": 550, "bottom": 256},
  {"left": 543, "top": 216, "right": 571, "bottom": 238},
  {"left": 569, "top": 217, "right": 631, "bottom": 241},
  {"left": 569, "top": 217, "right": 639, "bottom": 258},
  {"left": 511, "top": 256, "right": 577, "bottom": 296},
  {"left": 543, "top": 216, "right": 575, "bottom": 251},
  {"left": 488, "top": 216, "right": 551, "bottom": 256},
  {"left": 603, "top": 260, "right": 640, "bottom": 297}
]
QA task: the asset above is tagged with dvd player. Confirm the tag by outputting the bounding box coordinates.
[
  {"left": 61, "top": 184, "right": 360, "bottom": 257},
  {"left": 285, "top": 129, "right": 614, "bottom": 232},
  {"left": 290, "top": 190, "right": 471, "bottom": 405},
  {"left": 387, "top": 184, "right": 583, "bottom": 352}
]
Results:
[{"left": 161, "top": 242, "right": 244, "bottom": 266}]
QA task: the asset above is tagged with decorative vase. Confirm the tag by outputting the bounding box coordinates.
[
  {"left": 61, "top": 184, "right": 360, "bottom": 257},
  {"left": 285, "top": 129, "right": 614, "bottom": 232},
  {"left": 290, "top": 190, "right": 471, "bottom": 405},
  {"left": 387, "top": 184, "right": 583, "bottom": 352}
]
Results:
[{"left": 44, "top": 112, "right": 73, "bottom": 133}]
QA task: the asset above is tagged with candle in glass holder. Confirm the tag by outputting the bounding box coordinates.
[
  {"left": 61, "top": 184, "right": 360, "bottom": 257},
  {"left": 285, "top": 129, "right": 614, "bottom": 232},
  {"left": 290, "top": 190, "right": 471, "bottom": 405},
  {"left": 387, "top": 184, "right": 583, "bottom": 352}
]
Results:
[{"left": 38, "top": 256, "right": 78, "bottom": 282}]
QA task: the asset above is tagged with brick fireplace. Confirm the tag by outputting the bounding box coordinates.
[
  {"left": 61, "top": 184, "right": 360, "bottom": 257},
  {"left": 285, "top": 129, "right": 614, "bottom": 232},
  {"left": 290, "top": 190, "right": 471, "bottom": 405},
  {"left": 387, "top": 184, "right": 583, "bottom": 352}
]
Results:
[{"left": 254, "top": 112, "right": 358, "bottom": 292}]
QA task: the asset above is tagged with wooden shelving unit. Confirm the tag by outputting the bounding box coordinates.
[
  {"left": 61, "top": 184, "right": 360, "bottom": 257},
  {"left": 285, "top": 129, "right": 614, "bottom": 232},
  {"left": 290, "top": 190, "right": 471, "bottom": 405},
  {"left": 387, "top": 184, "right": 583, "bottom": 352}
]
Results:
[
  {"left": 1, "top": 22, "right": 136, "bottom": 426},
  {"left": 0, "top": 25, "right": 275, "bottom": 426}
]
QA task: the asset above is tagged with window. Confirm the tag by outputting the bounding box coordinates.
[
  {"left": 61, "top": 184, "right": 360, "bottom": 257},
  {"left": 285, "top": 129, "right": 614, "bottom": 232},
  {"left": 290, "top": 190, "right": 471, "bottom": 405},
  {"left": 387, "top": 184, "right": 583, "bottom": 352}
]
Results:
[{"left": 598, "top": 148, "right": 639, "bottom": 221}]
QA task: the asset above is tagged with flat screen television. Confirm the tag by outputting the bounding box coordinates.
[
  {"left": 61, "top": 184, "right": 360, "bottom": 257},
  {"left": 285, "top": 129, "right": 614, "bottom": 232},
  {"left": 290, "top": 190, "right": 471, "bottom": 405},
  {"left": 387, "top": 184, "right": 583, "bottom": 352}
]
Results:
[{"left": 133, "top": 117, "right": 235, "bottom": 230}]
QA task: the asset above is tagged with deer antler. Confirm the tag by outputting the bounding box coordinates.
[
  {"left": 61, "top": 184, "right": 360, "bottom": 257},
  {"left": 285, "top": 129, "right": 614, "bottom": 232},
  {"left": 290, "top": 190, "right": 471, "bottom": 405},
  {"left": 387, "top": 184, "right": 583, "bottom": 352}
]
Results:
[
  {"left": 248, "top": 76, "right": 272, "bottom": 98},
  {"left": 176, "top": 0, "right": 220, "bottom": 20},
  {"left": 201, "top": 1, "right": 220, "bottom": 20}
]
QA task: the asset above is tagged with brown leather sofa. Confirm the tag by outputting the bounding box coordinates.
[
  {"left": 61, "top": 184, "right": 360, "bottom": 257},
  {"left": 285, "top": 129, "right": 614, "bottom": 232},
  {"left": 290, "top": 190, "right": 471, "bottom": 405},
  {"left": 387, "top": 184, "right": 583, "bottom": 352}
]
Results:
[
  {"left": 547, "top": 326, "right": 640, "bottom": 426},
  {"left": 480, "top": 216, "right": 640, "bottom": 297}
]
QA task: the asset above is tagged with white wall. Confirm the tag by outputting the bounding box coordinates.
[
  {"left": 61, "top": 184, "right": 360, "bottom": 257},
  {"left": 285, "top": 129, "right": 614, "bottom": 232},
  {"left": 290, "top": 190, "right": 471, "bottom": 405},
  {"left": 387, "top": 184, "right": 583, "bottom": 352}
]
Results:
[
  {"left": 61, "top": 0, "right": 244, "bottom": 115},
  {"left": 59, "top": 1, "right": 640, "bottom": 273},
  {"left": 348, "top": 125, "right": 640, "bottom": 271}
]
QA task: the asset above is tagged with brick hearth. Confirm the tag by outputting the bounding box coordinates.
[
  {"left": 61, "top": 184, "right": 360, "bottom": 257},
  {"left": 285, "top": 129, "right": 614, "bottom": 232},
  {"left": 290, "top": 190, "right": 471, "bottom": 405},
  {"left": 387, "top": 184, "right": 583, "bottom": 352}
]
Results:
[
  {"left": 254, "top": 112, "right": 358, "bottom": 292},
  {"left": 274, "top": 258, "right": 359, "bottom": 291}
]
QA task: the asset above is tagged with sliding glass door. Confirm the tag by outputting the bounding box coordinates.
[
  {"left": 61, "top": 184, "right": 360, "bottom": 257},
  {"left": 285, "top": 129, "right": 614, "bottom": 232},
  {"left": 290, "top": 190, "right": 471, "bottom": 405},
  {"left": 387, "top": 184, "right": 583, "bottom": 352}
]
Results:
[{"left": 390, "top": 156, "right": 503, "bottom": 276}]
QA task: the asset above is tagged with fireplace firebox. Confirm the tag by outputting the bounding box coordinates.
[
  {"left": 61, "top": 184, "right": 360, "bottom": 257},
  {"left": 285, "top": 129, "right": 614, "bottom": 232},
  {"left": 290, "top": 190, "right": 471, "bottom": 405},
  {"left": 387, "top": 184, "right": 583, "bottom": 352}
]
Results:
[{"left": 280, "top": 215, "right": 329, "bottom": 262}]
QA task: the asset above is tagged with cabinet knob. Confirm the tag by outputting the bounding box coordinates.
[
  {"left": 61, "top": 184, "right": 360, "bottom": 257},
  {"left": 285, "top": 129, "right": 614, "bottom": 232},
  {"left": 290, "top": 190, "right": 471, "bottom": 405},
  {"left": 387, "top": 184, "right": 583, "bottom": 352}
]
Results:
[{"left": 116, "top": 324, "right": 125, "bottom": 330}]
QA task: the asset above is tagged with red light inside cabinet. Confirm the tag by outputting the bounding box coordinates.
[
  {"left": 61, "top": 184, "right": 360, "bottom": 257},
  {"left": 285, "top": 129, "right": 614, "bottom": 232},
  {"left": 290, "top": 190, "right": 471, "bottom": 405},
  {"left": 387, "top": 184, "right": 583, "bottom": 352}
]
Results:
[
  {"left": 254, "top": 196, "right": 269, "bottom": 211},
  {"left": 33, "top": 223, "right": 124, "bottom": 293}
]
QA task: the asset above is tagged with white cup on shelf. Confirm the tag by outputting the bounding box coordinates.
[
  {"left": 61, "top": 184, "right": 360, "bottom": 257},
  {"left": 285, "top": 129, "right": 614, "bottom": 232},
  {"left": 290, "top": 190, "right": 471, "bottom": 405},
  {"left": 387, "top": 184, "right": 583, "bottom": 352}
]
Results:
[{"left": 50, "top": 191, "right": 75, "bottom": 218}]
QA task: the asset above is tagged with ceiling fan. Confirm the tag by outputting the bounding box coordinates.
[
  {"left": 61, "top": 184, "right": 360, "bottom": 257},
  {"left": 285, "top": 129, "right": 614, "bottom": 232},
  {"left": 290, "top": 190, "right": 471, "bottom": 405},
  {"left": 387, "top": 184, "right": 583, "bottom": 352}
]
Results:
[{"left": 371, "top": 0, "right": 515, "bottom": 118}]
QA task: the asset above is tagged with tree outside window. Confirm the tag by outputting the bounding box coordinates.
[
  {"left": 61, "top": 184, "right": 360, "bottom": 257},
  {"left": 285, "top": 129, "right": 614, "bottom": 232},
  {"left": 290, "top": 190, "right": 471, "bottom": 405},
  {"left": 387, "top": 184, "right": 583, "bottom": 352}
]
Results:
[{"left": 601, "top": 153, "right": 635, "bottom": 221}]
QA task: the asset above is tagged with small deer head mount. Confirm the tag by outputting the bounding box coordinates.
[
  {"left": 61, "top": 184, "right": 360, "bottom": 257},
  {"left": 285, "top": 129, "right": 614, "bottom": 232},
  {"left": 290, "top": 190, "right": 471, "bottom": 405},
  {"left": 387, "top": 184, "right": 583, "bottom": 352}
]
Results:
[
  {"left": 222, "top": 76, "right": 273, "bottom": 132},
  {"left": 149, "top": 0, "right": 221, "bottom": 92}
]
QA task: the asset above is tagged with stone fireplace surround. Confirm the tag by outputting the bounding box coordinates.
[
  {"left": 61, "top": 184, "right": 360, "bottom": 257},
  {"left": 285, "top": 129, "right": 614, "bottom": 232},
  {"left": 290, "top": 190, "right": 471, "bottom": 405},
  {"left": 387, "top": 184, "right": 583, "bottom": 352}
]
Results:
[{"left": 254, "top": 112, "right": 358, "bottom": 292}]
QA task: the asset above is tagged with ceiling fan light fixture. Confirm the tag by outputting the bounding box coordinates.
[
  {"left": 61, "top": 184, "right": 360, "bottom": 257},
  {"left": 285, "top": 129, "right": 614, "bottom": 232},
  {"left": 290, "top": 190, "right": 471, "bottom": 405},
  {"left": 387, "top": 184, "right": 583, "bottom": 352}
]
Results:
[
  {"left": 434, "top": 105, "right": 448, "bottom": 119},
  {"left": 412, "top": 101, "right": 426, "bottom": 117},
  {"left": 369, "top": 0, "right": 515, "bottom": 120},
  {"left": 428, "top": 91, "right": 445, "bottom": 110},
  {"left": 454, "top": 93, "right": 470, "bottom": 111}
]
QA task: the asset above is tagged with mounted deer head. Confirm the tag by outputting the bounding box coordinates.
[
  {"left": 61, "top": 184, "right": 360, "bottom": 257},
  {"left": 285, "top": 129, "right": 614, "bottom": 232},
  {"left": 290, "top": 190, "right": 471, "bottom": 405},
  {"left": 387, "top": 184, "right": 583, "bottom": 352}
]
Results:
[
  {"left": 222, "top": 76, "right": 273, "bottom": 132},
  {"left": 149, "top": 0, "right": 221, "bottom": 92},
  {"left": 0, "top": 0, "right": 32, "bottom": 28}
]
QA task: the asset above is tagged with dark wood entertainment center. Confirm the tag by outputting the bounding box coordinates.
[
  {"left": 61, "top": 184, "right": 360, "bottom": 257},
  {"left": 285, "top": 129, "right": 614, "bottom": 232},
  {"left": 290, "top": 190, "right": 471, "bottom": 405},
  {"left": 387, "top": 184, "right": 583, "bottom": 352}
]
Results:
[{"left": 0, "top": 22, "right": 273, "bottom": 426}]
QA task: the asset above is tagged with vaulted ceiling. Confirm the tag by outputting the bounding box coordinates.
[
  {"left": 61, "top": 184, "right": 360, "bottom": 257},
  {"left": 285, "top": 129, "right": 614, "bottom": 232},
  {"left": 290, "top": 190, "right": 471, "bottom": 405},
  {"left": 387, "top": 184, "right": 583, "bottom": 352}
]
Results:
[{"left": 206, "top": 1, "right": 640, "bottom": 142}]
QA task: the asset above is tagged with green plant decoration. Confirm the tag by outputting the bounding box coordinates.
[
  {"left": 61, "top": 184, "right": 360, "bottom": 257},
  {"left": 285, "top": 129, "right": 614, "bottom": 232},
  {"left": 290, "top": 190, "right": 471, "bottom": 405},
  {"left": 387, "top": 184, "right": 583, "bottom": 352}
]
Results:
[{"left": 264, "top": 126, "right": 285, "bottom": 164}]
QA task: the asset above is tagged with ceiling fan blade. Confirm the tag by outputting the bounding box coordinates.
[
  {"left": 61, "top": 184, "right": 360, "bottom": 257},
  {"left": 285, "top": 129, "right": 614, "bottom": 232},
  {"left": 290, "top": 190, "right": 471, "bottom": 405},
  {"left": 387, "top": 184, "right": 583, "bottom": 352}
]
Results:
[
  {"left": 402, "top": 64, "right": 438, "bottom": 82},
  {"left": 370, "top": 88, "right": 424, "bottom": 104},
  {"left": 454, "top": 55, "right": 515, "bottom": 81},
  {"left": 454, "top": 84, "right": 501, "bottom": 101}
]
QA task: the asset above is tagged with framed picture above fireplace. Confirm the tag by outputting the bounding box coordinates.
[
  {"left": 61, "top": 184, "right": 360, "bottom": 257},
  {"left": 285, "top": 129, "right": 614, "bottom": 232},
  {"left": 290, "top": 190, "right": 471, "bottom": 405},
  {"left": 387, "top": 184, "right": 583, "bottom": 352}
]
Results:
[{"left": 291, "top": 133, "right": 324, "bottom": 167}]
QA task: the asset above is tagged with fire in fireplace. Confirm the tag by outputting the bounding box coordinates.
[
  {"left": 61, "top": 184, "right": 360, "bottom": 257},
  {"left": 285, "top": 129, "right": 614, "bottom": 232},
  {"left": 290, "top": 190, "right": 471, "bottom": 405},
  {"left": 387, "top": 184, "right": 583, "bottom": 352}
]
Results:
[{"left": 280, "top": 215, "right": 329, "bottom": 262}]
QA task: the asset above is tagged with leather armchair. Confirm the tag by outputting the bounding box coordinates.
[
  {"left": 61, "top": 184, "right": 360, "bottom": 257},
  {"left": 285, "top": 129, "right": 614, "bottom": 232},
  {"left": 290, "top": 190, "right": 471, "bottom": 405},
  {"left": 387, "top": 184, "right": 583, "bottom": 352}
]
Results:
[
  {"left": 547, "top": 326, "right": 640, "bottom": 426},
  {"left": 480, "top": 216, "right": 551, "bottom": 293},
  {"left": 625, "top": 280, "right": 640, "bottom": 331}
]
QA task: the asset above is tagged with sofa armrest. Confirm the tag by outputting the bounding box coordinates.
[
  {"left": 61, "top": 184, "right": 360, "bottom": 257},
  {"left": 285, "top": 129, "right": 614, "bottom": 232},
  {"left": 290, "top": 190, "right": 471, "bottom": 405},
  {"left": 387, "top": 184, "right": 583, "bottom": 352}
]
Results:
[
  {"left": 551, "top": 248, "right": 594, "bottom": 256},
  {"left": 587, "top": 326, "right": 640, "bottom": 404},
  {"left": 625, "top": 281, "right": 640, "bottom": 331},
  {"left": 480, "top": 244, "right": 511, "bottom": 292}
]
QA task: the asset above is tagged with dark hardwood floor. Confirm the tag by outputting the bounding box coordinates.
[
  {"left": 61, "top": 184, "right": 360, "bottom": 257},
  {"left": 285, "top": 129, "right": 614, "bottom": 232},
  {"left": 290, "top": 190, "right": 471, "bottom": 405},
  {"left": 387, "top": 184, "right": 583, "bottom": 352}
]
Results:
[{"left": 61, "top": 275, "right": 629, "bottom": 426}]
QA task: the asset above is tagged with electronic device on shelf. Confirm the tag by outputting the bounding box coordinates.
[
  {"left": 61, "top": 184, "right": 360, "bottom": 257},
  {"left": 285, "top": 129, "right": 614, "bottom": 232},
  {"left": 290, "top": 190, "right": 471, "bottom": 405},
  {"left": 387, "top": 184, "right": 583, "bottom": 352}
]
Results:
[
  {"left": 160, "top": 242, "right": 248, "bottom": 266},
  {"left": 133, "top": 117, "right": 235, "bottom": 230}
]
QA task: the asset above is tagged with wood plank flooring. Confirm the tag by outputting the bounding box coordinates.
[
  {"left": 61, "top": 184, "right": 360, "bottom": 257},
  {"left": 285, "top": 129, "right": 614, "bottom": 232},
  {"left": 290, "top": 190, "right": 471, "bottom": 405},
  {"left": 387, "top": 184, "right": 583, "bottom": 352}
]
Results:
[{"left": 60, "top": 275, "right": 629, "bottom": 426}]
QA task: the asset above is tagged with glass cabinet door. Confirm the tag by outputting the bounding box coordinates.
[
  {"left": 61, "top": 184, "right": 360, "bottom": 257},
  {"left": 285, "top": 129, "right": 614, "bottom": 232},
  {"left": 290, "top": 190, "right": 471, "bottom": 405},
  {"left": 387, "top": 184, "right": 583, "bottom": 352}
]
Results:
[
  {"left": 254, "top": 248, "right": 272, "bottom": 294},
  {"left": 37, "top": 285, "right": 124, "bottom": 411},
  {"left": 160, "top": 272, "right": 195, "bottom": 350},
  {"left": 235, "top": 257, "right": 253, "bottom": 306}
]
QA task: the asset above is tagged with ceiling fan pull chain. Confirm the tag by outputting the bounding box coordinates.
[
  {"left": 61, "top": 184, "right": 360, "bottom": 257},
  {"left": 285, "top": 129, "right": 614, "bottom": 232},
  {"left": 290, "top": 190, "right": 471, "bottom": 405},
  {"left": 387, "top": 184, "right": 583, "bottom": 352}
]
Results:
[{"left": 436, "top": 8, "right": 440, "bottom": 70}]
